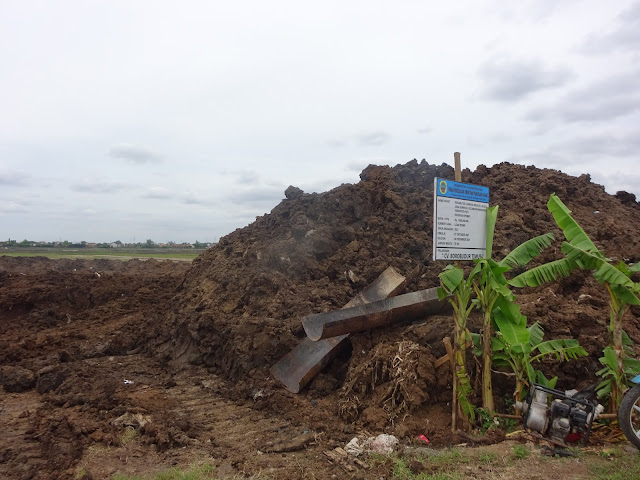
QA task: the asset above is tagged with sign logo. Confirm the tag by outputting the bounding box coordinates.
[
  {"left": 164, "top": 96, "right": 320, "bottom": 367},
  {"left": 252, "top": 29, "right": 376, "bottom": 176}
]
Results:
[{"left": 438, "top": 180, "right": 448, "bottom": 195}]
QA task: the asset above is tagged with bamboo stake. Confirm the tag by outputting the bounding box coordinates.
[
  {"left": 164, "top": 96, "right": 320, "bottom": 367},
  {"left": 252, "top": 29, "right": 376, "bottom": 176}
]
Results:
[{"left": 452, "top": 152, "right": 463, "bottom": 432}]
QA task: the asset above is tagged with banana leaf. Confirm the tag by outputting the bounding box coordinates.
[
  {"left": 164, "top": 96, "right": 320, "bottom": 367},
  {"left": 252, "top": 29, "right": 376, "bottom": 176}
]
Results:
[
  {"left": 532, "top": 339, "right": 587, "bottom": 362},
  {"left": 534, "top": 370, "right": 558, "bottom": 389},
  {"left": 528, "top": 321, "right": 544, "bottom": 347},
  {"left": 438, "top": 265, "right": 464, "bottom": 297},
  {"left": 494, "top": 308, "right": 529, "bottom": 346},
  {"left": 548, "top": 194, "right": 600, "bottom": 252},
  {"left": 562, "top": 243, "right": 638, "bottom": 291},
  {"left": 508, "top": 258, "right": 574, "bottom": 288},
  {"left": 610, "top": 284, "right": 640, "bottom": 306},
  {"left": 499, "top": 233, "right": 555, "bottom": 269},
  {"left": 485, "top": 205, "right": 498, "bottom": 259}
]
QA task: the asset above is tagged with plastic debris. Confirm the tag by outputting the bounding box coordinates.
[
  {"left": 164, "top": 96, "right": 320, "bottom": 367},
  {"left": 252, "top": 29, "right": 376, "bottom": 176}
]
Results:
[
  {"left": 345, "top": 437, "right": 364, "bottom": 456},
  {"left": 345, "top": 433, "right": 399, "bottom": 455},
  {"left": 417, "top": 434, "right": 429, "bottom": 443},
  {"left": 370, "top": 434, "right": 399, "bottom": 453}
]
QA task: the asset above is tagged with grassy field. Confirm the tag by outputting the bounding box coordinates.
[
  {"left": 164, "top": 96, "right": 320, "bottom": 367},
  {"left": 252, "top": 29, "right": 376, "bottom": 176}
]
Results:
[{"left": 0, "top": 248, "right": 206, "bottom": 262}]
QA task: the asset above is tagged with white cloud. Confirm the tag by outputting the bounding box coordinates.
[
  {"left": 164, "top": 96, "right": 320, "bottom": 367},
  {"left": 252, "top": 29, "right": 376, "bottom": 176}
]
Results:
[
  {"left": 71, "top": 179, "right": 131, "bottom": 194},
  {"left": 0, "top": 201, "right": 30, "bottom": 213},
  {"left": 579, "top": 2, "right": 640, "bottom": 54},
  {"left": 478, "top": 57, "right": 573, "bottom": 102},
  {"left": 142, "top": 186, "right": 174, "bottom": 199},
  {"left": 108, "top": 144, "right": 163, "bottom": 164},
  {"left": 0, "top": 167, "right": 29, "bottom": 186}
]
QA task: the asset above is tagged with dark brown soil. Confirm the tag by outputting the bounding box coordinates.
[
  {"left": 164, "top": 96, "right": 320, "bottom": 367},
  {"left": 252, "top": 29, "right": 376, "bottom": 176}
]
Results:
[{"left": 2, "top": 161, "right": 640, "bottom": 479}]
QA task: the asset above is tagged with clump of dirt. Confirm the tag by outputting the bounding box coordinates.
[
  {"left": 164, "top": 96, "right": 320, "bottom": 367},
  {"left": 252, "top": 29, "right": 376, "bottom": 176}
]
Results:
[{"left": 171, "top": 160, "right": 640, "bottom": 425}]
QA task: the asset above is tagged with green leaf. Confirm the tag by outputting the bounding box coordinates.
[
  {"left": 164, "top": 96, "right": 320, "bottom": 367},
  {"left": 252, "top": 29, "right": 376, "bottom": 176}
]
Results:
[
  {"left": 630, "top": 262, "right": 640, "bottom": 273},
  {"left": 437, "top": 286, "right": 449, "bottom": 301},
  {"left": 560, "top": 243, "right": 636, "bottom": 291},
  {"left": 491, "top": 336, "right": 505, "bottom": 352},
  {"left": 598, "top": 346, "right": 619, "bottom": 373},
  {"left": 485, "top": 205, "right": 498, "bottom": 259},
  {"left": 528, "top": 322, "right": 544, "bottom": 347},
  {"left": 509, "top": 258, "right": 574, "bottom": 288},
  {"left": 548, "top": 194, "right": 599, "bottom": 252},
  {"left": 494, "top": 309, "right": 529, "bottom": 346},
  {"left": 534, "top": 370, "right": 558, "bottom": 389},
  {"left": 489, "top": 275, "right": 513, "bottom": 299},
  {"left": 492, "top": 353, "right": 512, "bottom": 368},
  {"left": 439, "top": 265, "right": 464, "bottom": 293},
  {"left": 623, "top": 356, "right": 640, "bottom": 375},
  {"left": 533, "top": 339, "right": 588, "bottom": 362},
  {"left": 499, "top": 233, "right": 555, "bottom": 269},
  {"left": 596, "top": 378, "right": 612, "bottom": 398},
  {"left": 494, "top": 295, "right": 527, "bottom": 324},
  {"left": 610, "top": 284, "right": 640, "bottom": 306}
]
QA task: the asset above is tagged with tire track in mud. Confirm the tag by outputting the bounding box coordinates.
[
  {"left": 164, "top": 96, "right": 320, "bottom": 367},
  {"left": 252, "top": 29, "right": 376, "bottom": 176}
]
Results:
[{"left": 0, "top": 392, "right": 46, "bottom": 479}]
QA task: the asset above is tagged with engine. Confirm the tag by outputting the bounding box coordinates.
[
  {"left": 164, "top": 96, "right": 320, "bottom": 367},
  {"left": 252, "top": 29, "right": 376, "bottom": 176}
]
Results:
[{"left": 514, "top": 384, "right": 604, "bottom": 446}]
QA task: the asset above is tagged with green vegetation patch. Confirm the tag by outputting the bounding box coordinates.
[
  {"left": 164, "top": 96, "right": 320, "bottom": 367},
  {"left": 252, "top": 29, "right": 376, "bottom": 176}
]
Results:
[{"left": 112, "top": 462, "right": 215, "bottom": 480}]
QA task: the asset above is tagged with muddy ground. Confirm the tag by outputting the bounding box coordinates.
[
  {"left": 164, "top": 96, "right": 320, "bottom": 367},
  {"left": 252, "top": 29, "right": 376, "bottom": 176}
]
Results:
[{"left": 2, "top": 161, "right": 640, "bottom": 479}]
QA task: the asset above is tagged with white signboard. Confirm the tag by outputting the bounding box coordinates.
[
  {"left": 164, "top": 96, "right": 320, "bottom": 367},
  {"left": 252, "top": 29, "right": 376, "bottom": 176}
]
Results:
[{"left": 433, "top": 178, "right": 489, "bottom": 261}]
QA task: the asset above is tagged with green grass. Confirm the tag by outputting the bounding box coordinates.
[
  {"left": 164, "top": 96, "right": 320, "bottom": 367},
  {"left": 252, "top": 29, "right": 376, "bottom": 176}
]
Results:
[
  {"left": 511, "top": 444, "right": 530, "bottom": 460},
  {"left": 112, "top": 462, "right": 215, "bottom": 480},
  {"left": 477, "top": 452, "right": 497, "bottom": 464},
  {"left": 589, "top": 448, "right": 640, "bottom": 480},
  {"left": 1, "top": 249, "right": 202, "bottom": 261}
]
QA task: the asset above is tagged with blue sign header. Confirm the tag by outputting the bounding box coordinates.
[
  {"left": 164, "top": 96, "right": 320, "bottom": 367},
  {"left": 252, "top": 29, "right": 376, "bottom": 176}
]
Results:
[{"left": 435, "top": 178, "right": 489, "bottom": 203}]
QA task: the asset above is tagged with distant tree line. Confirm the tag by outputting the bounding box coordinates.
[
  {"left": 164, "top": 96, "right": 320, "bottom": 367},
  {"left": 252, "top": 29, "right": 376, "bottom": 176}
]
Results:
[{"left": 1, "top": 239, "right": 215, "bottom": 249}]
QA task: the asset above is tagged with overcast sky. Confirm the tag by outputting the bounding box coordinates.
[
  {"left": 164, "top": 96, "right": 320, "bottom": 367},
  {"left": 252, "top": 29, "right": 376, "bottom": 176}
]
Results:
[{"left": 1, "top": 1, "right": 639, "bottom": 243}]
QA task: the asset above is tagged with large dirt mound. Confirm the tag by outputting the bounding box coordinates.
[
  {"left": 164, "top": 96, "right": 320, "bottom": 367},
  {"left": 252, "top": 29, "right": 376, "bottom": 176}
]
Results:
[{"left": 172, "top": 161, "right": 640, "bottom": 417}]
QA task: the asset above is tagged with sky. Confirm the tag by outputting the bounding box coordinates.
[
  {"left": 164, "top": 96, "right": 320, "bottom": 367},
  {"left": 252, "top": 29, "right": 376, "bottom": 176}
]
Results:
[{"left": 1, "top": 0, "right": 639, "bottom": 243}]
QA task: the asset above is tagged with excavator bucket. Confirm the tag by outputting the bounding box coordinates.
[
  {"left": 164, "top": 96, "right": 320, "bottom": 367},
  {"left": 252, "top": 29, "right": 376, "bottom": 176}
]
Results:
[
  {"left": 270, "top": 266, "right": 406, "bottom": 393},
  {"left": 302, "top": 287, "right": 449, "bottom": 341}
]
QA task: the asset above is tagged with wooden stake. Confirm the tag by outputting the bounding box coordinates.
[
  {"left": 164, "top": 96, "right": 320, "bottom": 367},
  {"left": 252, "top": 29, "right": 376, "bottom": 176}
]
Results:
[
  {"left": 443, "top": 336, "right": 457, "bottom": 432},
  {"left": 443, "top": 337, "right": 455, "bottom": 369},
  {"left": 434, "top": 352, "right": 451, "bottom": 369},
  {"left": 451, "top": 152, "right": 463, "bottom": 432}
]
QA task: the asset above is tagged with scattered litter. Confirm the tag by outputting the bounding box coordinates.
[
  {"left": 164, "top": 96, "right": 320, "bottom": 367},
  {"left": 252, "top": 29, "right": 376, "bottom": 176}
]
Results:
[
  {"left": 371, "top": 434, "right": 399, "bottom": 453},
  {"left": 345, "top": 437, "right": 364, "bottom": 456},
  {"left": 417, "top": 434, "right": 429, "bottom": 443},
  {"left": 345, "top": 434, "right": 399, "bottom": 456},
  {"left": 123, "top": 379, "right": 133, "bottom": 385},
  {"left": 324, "top": 447, "right": 369, "bottom": 472},
  {"left": 345, "top": 270, "right": 359, "bottom": 284}
]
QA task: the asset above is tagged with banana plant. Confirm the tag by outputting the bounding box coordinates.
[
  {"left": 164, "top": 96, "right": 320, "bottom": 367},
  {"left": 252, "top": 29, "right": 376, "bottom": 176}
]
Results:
[
  {"left": 510, "top": 193, "right": 640, "bottom": 409},
  {"left": 438, "top": 264, "right": 475, "bottom": 429},
  {"left": 470, "top": 205, "right": 555, "bottom": 411},
  {"left": 596, "top": 262, "right": 640, "bottom": 408},
  {"left": 480, "top": 299, "right": 588, "bottom": 401}
]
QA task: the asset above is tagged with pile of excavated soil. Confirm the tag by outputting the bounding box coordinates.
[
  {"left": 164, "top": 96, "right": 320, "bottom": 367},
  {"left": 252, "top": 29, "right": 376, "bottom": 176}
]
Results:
[
  {"left": 172, "top": 160, "right": 640, "bottom": 422},
  {"left": 2, "top": 161, "right": 640, "bottom": 479}
]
